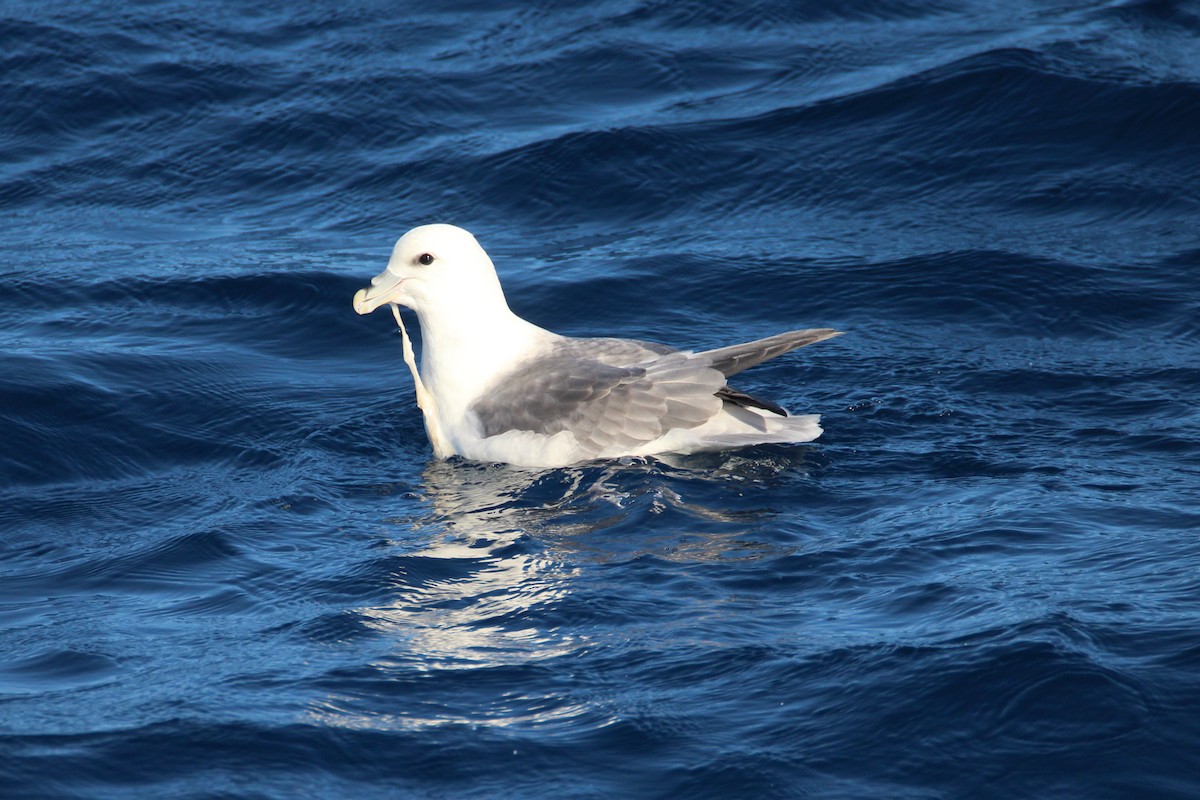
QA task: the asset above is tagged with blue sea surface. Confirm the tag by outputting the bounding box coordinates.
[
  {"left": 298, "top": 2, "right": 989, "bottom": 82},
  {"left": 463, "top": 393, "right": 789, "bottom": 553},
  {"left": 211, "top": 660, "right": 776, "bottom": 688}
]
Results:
[{"left": 3, "top": 1, "right": 1200, "bottom": 797}]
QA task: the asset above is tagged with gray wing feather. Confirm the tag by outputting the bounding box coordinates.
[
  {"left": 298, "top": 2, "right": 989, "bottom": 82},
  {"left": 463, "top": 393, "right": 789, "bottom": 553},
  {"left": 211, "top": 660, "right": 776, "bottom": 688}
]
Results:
[
  {"left": 699, "top": 328, "right": 842, "bottom": 378},
  {"left": 578, "top": 337, "right": 676, "bottom": 363},
  {"left": 716, "top": 386, "right": 788, "bottom": 417},
  {"left": 471, "top": 339, "right": 723, "bottom": 455}
]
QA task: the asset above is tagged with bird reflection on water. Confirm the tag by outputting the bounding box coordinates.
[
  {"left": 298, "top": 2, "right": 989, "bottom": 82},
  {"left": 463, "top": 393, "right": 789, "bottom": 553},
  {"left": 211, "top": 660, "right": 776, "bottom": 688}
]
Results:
[{"left": 309, "top": 451, "right": 816, "bottom": 732}]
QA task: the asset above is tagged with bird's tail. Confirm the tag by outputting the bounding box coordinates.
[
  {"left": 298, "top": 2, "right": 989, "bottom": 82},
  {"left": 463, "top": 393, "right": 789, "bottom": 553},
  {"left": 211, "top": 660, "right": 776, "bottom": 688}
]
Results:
[{"left": 689, "top": 413, "right": 823, "bottom": 451}]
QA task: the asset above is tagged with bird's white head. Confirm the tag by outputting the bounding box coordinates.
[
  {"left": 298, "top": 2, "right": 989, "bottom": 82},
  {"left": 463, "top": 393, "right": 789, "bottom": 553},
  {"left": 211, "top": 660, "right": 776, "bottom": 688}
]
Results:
[{"left": 352, "top": 224, "right": 508, "bottom": 320}]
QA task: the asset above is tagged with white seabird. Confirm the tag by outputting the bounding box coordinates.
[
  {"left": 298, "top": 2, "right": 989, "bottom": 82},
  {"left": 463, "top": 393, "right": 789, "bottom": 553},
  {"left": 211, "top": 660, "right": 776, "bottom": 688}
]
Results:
[{"left": 353, "top": 224, "right": 841, "bottom": 468}]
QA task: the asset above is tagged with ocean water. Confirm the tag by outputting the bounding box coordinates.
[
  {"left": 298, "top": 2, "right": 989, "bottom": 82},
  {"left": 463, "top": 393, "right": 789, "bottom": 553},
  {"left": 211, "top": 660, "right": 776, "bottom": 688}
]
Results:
[{"left": 3, "top": 0, "right": 1200, "bottom": 797}]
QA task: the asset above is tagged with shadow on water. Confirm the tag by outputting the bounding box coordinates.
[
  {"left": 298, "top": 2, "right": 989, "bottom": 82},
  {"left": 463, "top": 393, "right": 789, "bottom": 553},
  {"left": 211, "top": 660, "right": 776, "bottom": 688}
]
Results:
[{"left": 413, "top": 449, "right": 820, "bottom": 555}]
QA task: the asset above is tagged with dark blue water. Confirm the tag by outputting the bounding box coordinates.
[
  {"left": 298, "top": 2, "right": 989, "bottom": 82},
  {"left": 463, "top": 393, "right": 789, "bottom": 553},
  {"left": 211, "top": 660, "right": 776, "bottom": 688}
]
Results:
[{"left": 3, "top": 1, "right": 1200, "bottom": 797}]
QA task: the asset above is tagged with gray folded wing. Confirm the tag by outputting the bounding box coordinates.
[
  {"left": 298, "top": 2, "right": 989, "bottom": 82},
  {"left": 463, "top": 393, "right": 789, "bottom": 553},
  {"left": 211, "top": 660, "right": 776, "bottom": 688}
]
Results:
[
  {"left": 470, "top": 338, "right": 724, "bottom": 455},
  {"left": 699, "top": 328, "right": 842, "bottom": 378}
]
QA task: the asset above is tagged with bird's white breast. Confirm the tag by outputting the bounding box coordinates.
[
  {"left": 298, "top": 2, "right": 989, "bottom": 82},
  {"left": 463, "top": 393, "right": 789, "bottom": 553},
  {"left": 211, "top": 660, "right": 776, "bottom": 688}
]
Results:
[{"left": 417, "top": 313, "right": 557, "bottom": 457}]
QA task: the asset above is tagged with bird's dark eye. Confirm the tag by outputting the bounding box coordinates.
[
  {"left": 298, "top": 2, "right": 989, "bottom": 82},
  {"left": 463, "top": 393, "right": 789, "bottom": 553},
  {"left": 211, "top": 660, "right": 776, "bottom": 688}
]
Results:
[{"left": 418, "top": 253, "right": 435, "bottom": 266}]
